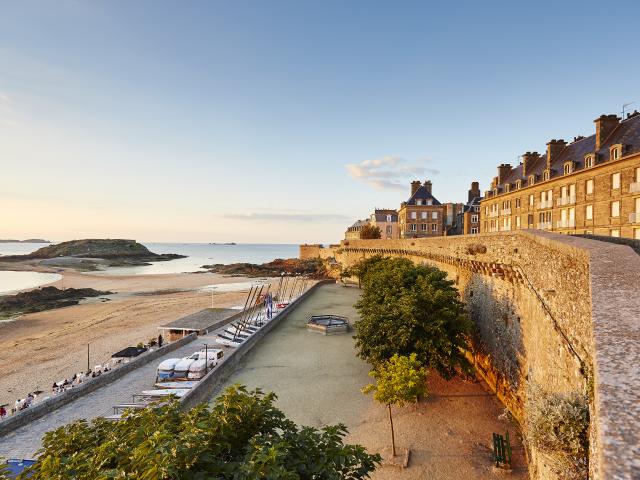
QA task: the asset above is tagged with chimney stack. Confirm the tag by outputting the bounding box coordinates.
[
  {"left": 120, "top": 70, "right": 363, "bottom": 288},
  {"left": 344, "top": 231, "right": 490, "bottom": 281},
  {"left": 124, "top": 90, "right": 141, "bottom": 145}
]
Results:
[
  {"left": 497, "top": 164, "right": 512, "bottom": 184},
  {"left": 468, "top": 181, "right": 480, "bottom": 203},
  {"left": 594, "top": 114, "right": 621, "bottom": 150},
  {"left": 521, "top": 151, "right": 540, "bottom": 178},
  {"left": 411, "top": 180, "right": 421, "bottom": 196},
  {"left": 546, "top": 139, "right": 567, "bottom": 168},
  {"left": 423, "top": 180, "right": 432, "bottom": 194}
]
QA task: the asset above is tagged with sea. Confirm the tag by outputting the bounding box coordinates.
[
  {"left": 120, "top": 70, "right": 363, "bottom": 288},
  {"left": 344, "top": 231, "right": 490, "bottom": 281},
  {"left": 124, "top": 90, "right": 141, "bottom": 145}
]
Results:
[{"left": 0, "top": 242, "right": 299, "bottom": 294}]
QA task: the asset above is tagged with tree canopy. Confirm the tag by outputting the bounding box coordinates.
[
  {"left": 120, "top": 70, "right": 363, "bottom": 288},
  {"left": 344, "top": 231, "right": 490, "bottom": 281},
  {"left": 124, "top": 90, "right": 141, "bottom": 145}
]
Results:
[
  {"left": 359, "top": 225, "right": 381, "bottom": 240},
  {"left": 20, "top": 385, "right": 380, "bottom": 480},
  {"left": 362, "top": 353, "right": 428, "bottom": 407},
  {"left": 353, "top": 256, "right": 473, "bottom": 379}
]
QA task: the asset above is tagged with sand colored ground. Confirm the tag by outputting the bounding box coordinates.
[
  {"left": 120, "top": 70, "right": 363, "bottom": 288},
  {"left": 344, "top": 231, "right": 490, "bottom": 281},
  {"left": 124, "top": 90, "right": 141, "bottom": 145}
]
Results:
[
  {"left": 0, "top": 265, "right": 278, "bottom": 406},
  {"left": 212, "top": 283, "right": 529, "bottom": 479}
]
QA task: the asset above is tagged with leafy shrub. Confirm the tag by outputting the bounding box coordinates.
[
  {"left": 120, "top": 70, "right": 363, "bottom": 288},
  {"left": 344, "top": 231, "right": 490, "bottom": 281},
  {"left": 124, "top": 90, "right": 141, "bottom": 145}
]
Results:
[
  {"left": 526, "top": 383, "right": 589, "bottom": 479},
  {"left": 23, "top": 385, "right": 380, "bottom": 479}
]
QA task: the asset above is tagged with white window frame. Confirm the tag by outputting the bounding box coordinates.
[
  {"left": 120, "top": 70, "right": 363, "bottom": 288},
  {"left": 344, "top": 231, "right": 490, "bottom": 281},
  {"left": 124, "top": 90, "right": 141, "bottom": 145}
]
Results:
[
  {"left": 585, "top": 205, "right": 593, "bottom": 220},
  {"left": 586, "top": 179, "right": 594, "bottom": 195},
  {"left": 612, "top": 172, "right": 621, "bottom": 190},
  {"left": 611, "top": 201, "right": 620, "bottom": 218}
]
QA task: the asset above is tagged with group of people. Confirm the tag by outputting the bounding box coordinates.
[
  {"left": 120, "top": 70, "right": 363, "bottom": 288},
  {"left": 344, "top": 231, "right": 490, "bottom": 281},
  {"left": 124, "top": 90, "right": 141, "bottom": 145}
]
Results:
[{"left": 0, "top": 392, "right": 38, "bottom": 418}]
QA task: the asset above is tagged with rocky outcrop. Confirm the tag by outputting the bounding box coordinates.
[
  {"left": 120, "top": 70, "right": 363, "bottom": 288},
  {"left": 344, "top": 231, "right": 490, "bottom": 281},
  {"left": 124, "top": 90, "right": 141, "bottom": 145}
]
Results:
[
  {"left": 0, "top": 286, "right": 113, "bottom": 318},
  {"left": 202, "top": 258, "right": 326, "bottom": 278}
]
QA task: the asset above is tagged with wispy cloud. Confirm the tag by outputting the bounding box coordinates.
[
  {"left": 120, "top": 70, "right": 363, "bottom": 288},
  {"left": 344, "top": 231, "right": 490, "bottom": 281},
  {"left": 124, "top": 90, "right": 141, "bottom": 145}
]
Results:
[
  {"left": 214, "top": 212, "right": 351, "bottom": 223},
  {"left": 0, "top": 92, "right": 9, "bottom": 102},
  {"left": 346, "top": 155, "right": 439, "bottom": 191}
]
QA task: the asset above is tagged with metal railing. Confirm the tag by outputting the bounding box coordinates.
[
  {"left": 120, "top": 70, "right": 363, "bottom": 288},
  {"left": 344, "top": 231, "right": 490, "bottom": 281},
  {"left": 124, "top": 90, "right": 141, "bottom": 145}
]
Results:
[
  {"left": 501, "top": 209, "right": 511, "bottom": 216},
  {"left": 556, "top": 195, "right": 576, "bottom": 206},
  {"left": 537, "top": 200, "right": 553, "bottom": 210},
  {"left": 488, "top": 210, "right": 499, "bottom": 218},
  {"left": 630, "top": 182, "right": 640, "bottom": 194},
  {"left": 537, "top": 221, "right": 552, "bottom": 230},
  {"left": 629, "top": 212, "right": 640, "bottom": 224},
  {"left": 556, "top": 219, "right": 576, "bottom": 228},
  {"left": 500, "top": 225, "right": 511, "bottom": 231}
]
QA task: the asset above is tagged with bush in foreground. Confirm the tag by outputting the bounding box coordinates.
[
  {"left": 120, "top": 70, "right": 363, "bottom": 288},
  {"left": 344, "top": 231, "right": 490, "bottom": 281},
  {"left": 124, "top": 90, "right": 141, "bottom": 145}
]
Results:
[{"left": 22, "top": 385, "right": 380, "bottom": 479}]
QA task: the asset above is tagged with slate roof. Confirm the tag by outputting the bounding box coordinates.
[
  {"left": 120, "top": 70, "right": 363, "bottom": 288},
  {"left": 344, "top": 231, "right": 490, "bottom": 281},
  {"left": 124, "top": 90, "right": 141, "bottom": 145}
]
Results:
[
  {"left": 372, "top": 209, "right": 398, "bottom": 222},
  {"left": 405, "top": 185, "right": 442, "bottom": 206},
  {"left": 463, "top": 196, "right": 483, "bottom": 213},
  {"left": 493, "top": 113, "right": 640, "bottom": 191}
]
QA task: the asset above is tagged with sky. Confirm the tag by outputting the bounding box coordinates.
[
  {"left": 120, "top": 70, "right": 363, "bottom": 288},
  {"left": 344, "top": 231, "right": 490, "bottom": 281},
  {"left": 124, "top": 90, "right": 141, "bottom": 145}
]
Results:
[{"left": 1, "top": 0, "right": 639, "bottom": 244}]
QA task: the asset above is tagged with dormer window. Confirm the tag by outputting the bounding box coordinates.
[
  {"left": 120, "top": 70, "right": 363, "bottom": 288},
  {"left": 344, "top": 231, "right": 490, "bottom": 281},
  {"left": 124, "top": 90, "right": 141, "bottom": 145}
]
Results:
[
  {"left": 610, "top": 144, "right": 622, "bottom": 160},
  {"left": 563, "top": 162, "right": 573, "bottom": 175},
  {"left": 505, "top": 184, "right": 511, "bottom": 193},
  {"left": 416, "top": 199, "right": 423, "bottom": 206},
  {"left": 493, "top": 188, "right": 498, "bottom": 196},
  {"left": 515, "top": 179, "right": 522, "bottom": 190},
  {"left": 584, "top": 155, "right": 595, "bottom": 168},
  {"left": 543, "top": 170, "right": 550, "bottom": 181},
  {"left": 528, "top": 175, "right": 535, "bottom": 186},
  {"left": 426, "top": 199, "right": 433, "bottom": 206}
]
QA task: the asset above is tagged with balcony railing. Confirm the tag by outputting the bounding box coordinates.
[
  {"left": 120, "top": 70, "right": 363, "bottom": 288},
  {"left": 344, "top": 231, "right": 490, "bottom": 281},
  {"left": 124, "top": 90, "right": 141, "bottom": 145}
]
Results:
[
  {"left": 500, "top": 225, "right": 511, "bottom": 231},
  {"left": 630, "top": 212, "right": 640, "bottom": 224},
  {"left": 556, "top": 219, "right": 576, "bottom": 228},
  {"left": 488, "top": 211, "right": 499, "bottom": 218},
  {"left": 488, "top": 227, "right": 499, "bottom": 232},
  {"left": 537, "top": 221, "right": 552, "bottom": 230},
  {"left": 556, "top": 195, "right": 576, "bottom": 206},
  {"left": 501, "top": 209, "right": 512, "bottom": 216},
  {"left": 630, "top": 182, "right": 640, "bottom": 193},
  {"left": 537, "top": 200, "right": 553, "bottom": 210}
]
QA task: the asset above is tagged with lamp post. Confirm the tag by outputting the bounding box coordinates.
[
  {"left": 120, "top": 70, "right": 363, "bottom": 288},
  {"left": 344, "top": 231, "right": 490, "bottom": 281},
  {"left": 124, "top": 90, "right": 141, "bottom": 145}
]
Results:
[{"left": 203, "top": 343, "right": 209, "bottom": 374}]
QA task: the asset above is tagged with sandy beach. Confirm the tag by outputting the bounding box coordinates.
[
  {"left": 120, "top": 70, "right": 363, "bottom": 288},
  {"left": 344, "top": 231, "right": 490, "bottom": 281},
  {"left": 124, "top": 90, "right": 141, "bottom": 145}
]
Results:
[{"left": 0, "top": 265, "right": 278, "bottom": 407}]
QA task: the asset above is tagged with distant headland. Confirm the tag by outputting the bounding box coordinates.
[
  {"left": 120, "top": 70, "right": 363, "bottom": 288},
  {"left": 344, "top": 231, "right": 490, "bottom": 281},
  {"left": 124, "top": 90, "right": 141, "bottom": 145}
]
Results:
[
  {"left": 0, "top": 239, "right": 51, "bottom": 243},
  {"left": 0, "top": 239, "right": 185, "bottom": 269}
]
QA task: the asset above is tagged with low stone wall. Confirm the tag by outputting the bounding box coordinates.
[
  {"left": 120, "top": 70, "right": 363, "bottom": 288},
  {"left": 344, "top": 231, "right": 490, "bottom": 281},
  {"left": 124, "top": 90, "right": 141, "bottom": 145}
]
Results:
[
  {"left": 0, "top": 333, "right": 197, "bottom": 436},
  {"left": 180, "top": 280, "right": 335, "bottom": 409},
  {"left": 303, "top": 232, "right": 639, "bottom": 480}
]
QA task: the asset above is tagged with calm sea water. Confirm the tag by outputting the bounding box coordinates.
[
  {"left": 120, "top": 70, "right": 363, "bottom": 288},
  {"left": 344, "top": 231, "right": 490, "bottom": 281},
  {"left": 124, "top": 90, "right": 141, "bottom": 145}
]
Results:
[{"left": 0, "top": 242, "right": 299, "bottom": 291}]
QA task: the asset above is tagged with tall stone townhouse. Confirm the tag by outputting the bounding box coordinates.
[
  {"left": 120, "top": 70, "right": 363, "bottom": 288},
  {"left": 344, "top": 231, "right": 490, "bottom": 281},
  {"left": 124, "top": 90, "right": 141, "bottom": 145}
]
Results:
[
  {"left": 369, "top": 208, "right": 399, "bottom": 239},
  {"left": 481, "top": 111, "right": 640, "bottom": 239},
  {"left": 458, "top": 181, "right": 483, "bottom": 235},
  {"left": 398, "top": 180, "right": 445, "bottom": 238}
]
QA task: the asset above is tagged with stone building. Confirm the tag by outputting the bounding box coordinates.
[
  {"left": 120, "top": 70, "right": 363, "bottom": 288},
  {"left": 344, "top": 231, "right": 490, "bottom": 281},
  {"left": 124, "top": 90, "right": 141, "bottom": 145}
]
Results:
[
  {"left": 344, "top": 219, "right": 370, "bottom": 240},
  {"left": 443, "top": 202, "right": 465, "bottom": 235},
  {"left": 481, "top": 111, "right": 640, "bottom": 239},
  {"left": 398, "top": 180, "right": 445, "bottom": 238},
  {"left": 459, "top": 181, "right": 483, "bottom": 235},
  {"left": 369, "top": 208, "right": 399, "bottom": 239}
]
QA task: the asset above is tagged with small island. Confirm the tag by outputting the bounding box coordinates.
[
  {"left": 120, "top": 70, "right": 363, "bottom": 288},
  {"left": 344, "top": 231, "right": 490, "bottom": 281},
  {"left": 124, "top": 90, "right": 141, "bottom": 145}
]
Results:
[
  {"left": 0, "top": 239, "right": 185, "bottom": 269},
  {"left": 0, "top": 239, "right": 51, "bottom": 243},
  {"left": 0, "top": 286, "right": 113, "bottom": 319},
  {"left": 202, "top": 258, "right": 325, "bottom": 278}
]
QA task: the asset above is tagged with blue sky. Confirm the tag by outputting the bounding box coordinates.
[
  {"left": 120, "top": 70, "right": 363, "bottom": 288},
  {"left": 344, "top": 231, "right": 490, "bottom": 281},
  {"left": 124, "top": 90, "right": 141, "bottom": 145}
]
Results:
[{"left": 1, "top": 0, "right": 639, "bottom": 243}]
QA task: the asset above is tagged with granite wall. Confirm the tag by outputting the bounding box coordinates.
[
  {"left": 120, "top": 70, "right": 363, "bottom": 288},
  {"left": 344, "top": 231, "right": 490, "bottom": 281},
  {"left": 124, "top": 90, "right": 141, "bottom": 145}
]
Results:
[{"left": 300, "top": 231, "right": 639, "bottom": 480}]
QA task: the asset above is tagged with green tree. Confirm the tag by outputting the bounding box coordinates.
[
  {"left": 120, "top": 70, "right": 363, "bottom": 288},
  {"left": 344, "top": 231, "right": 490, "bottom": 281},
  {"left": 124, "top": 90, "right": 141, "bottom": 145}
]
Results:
[
  {"left": 0, "top": 459, "right": 10, "bottom": 480},
  {"left": 362, "top": 354, "right": 428, "bottom": 456},
  {"left": 359, "top": 225, "right": 382, "bottom": 240},
  {"left": 354, "top": 256, "right": 473, "bottom": 379},
  {"left": 23, "top": 385, "right": 380, "bottom": 479}
]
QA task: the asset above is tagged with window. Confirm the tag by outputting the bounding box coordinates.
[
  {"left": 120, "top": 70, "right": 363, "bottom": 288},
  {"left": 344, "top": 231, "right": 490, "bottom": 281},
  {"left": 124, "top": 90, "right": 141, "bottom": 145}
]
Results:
[
  {"left": 431, "top": 224, "right": 437, "bottom": 232},
  {"left": 585, "top": 155, "right": 595, "bottom": 168},
  {"left": 611, "top": 229, "right": 620, "bottom": 238},
  {"left": 528, "top": 175, "right": 535, "bottom": 186},
  {"left": 471, "top": 214, "right": 478, "bottom": 223},
  {"left": 421, "top": 212, "right": 427, "bottom": 219},
  {"left": 611, "top": 146, "right": 621, "bottom": 160},
  {"left": 635, "top": 228, "right": 640, "bottom": 240},
  {"left": 410, "top": 223, "right": 417, "bottom": 231},
  {"left": 432, "top": 211, "right": 438, "bottom": 220},
  {"left": 516, "top": 216, "right": 521, "bottom": 228},
  {"left": 426, "top": 199, "right": 433, "bottom": 206},
  {"left": 516, "top": 180, "right": 522, "bottom": 189},
  {"left": 386, "top": 214, "right": 392, "bottom": 222},
  {"left": 474, "top": 205, "right": 480, "bottom": 212},
  {"left": 611, "top": 201, "right": 620, "bottom": 218},
  {"left": 586, "top": 179, "right": 594, "bottom": 195},
  {"left": 416, "top": 199, "right": 423, "bottom": 206},
  {"left": 515, "top": 198, "right": 521, "bottom": 209},
  {"left": 471, "top": 227, "right": 478, "bottom": 234},
  {"left": 410, "top": 211, "right": 417, "bottom": 219},
  {"left": 543, "top": 170, "right": 550, "bottom": 181},
  {"left": 529, "top": 194, "right": 534, "bottom": 206},
  {"left": 612, "top": 172, "right": 621, "bottom": 190},
  {"left": 505, "top": 184, "right": 510, "bottom": 193},
  {"left": 386, "top": 226, "right": 392, "bottom": 234},
  {"left": 564, "top": 162, "right": 573, "bottom": 174},
  {"left": 420, "top": 223, "right": 427, "bottom": 231},
  {"left": 585, "top": 205, "right": 593, "bottom": 220}
]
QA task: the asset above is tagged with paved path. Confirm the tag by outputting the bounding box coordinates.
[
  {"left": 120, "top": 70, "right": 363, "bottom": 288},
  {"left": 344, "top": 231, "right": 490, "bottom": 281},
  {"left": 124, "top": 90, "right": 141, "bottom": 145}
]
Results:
[{"left": 0, "top": 333, "right": 225, "bottom": 459}]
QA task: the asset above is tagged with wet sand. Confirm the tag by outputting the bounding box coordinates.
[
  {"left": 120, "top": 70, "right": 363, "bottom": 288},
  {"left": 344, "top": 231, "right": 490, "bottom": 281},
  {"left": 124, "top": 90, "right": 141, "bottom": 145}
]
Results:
[
  {"left": 212, "top": 283, "right": 528, "bottom": 479},
  {"left": 0, "top": 267, "right": 277, "bottom": 406}
]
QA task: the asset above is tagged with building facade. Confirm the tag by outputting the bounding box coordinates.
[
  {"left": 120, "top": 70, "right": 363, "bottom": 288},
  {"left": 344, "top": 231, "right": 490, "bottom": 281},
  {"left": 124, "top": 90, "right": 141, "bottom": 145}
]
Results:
[
  {"left": 443, "top": 202, "right": 465, "bottom": 235},
  {"left": 370, "top": 208, "right": 399, "bottom": 239},
  {"left": 458, "top": 181, "right": 483, "bottom": 235},
  {"left": 344, "top": 219, "right": 369, "bottom": 240},
  {"left": 398, "top": 180, "right": 445, "bottom": 238},
  {"left": 481, "top": 112, "right": 640, "bottom": 239}
]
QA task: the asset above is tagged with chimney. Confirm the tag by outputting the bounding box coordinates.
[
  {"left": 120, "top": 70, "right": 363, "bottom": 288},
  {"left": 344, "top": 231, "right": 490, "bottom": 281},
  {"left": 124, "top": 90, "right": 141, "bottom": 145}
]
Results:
[
  {"left": 546, "top": 139, "right": 567, "bottom": 168},
  {"left": 468, "top": 181, "right": 480, "bottom": 203},
  {"left": 594, "top": 114, "right": 621, "bottom": 150},
  {"left": 497, "top": 164, "right": 512, "bottom": 184},
  {"left": 521, "top": 151, "right": 540, "bottom": 178},
  {"left": 423, "top": 180, "right": 432, "bottom": 194},
  {"left": 410, "top": 180, "right": 421, "bottom": 196}
]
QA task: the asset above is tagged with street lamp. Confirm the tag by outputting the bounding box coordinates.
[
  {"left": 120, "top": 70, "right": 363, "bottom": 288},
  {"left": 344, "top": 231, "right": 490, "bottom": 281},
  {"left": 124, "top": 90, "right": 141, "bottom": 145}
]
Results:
[{"left": 203, "top": 343, "right": 209, "bottom": 375}]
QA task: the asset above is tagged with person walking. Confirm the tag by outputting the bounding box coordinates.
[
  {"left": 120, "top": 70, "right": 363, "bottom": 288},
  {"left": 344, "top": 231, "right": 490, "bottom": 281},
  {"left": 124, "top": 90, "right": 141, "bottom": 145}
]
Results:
[
  {"left": 158, "top": 334, "right": 163, "bottom": 348},
  {"left": 0, "top": 405, "right": 7, "bottom": 419}
]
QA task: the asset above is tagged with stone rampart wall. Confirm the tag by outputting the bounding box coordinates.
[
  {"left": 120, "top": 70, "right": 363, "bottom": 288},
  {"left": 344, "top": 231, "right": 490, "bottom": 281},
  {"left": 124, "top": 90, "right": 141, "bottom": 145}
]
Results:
[{"left": 302, "top": 232, "right": 639, "bottom": 480}]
